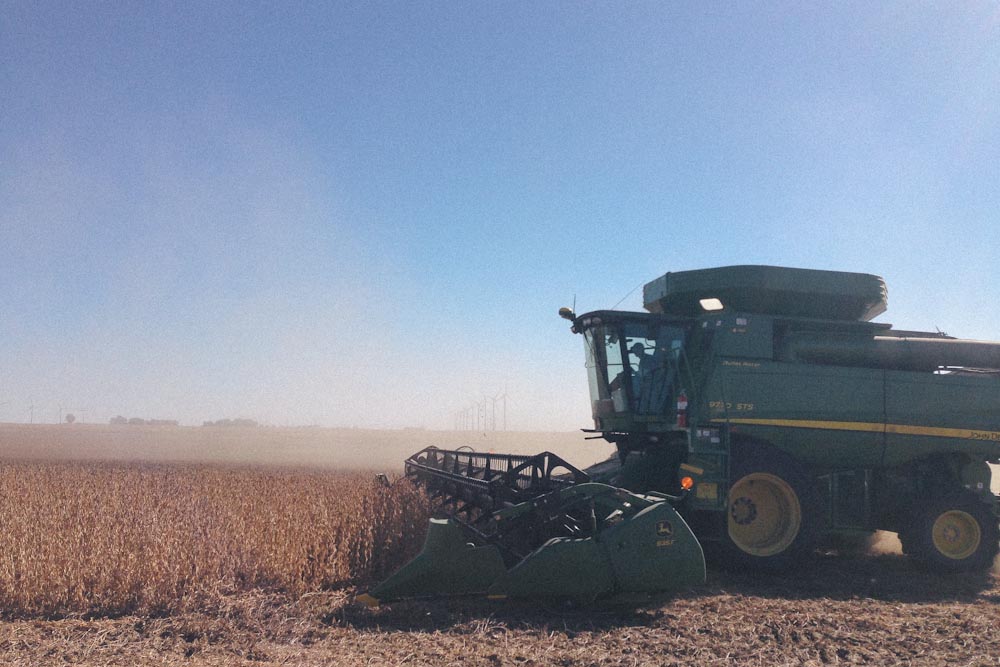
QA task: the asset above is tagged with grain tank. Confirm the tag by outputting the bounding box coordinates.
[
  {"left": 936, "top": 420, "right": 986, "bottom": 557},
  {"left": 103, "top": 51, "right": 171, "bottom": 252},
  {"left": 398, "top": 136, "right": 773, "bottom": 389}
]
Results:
[{"left": 569, "top": 265, "right": 1000, "bottom": 571}]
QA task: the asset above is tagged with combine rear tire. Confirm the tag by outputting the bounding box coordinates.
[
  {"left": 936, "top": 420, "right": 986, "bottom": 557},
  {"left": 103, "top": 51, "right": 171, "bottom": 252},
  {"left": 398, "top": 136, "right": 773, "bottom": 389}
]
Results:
[
  {"left": 899, "top": 495, "right": 999, "bottom": 572},
  {"left": 724, "top": 448, "right": 819, "bottom": 570}
]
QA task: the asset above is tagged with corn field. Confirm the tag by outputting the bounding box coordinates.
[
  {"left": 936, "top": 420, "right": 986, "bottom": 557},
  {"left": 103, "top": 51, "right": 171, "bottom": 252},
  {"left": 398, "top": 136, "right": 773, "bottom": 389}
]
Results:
[{"left": 0, "top": 461, "right": 433, "bottom": 618}]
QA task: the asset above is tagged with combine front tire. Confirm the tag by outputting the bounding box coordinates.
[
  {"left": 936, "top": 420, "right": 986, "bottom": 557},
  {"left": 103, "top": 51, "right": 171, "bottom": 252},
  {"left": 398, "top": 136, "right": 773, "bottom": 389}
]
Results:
[
  {"left": 899, "top": 495, "right": 999, "bottom": 572},
  {"left": 724, "top": 450, "right": 819, "bottom": 570}
]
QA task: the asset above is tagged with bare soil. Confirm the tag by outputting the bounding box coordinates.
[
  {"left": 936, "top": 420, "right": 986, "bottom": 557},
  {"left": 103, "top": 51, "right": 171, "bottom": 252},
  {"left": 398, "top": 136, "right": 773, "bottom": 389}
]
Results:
[{"left": 3, "top": 553, "right": 999, "bottom": 666}]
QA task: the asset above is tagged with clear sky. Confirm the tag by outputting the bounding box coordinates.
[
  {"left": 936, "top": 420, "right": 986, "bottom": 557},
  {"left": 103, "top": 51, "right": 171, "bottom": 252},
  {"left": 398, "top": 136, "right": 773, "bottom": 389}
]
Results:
[{"left": 1, "top": 2, "right": 999, "bottom": 429}]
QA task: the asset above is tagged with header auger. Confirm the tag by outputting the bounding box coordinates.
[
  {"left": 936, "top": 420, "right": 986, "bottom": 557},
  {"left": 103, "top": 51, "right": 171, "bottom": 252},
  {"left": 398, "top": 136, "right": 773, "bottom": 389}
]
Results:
[{"left": 365, "top": 265, "right": 1000, "bottom": 605}]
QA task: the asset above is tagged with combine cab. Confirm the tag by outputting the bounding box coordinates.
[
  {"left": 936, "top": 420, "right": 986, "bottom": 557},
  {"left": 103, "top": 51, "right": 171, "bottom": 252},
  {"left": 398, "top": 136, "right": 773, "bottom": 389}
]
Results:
[{"left": 366, "top": 266, "right": 1000, "bottom": 605}]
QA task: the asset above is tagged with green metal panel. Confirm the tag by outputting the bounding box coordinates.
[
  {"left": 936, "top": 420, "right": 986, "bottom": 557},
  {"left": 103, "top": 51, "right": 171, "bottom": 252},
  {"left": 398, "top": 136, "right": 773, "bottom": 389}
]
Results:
[
  {"left": 488, "top": 538, "right": 615, "bottom": 601},
  {"left": 708, "top": 314, "right": 774, "bottom": 359},
  {"left": 643, "top": 265, "right": 887, "bottom": 321},
  {"left": 783, "top": 334, "right": 1000, "bottom": 372},
  {"left": 599, "top": 502, "right": 705, "bottom": 593},
  {"left": 616, "top": 446, "right": 680, "bottom": 493},
  {"left": 883, "top": 369, "right": 1000, "bottom": 466},
  {"left": 700, "top": 360, "right": 886, "bottom": 468},
  {"left": 367, "top": 519, "right": 507, "bottom": 602},
  {"left": 488, "top": 500, "right": 704, "bottom": 599},
  {"left": 685, "top": 430, "right": 729, "bottom": 511}
]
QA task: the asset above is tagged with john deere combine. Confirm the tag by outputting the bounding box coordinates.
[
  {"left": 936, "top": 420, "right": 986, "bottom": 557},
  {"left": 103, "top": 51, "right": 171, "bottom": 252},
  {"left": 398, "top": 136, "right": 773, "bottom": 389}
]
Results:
[{"left": 364, "top": 266, "right": 1000, "bottom": 605}]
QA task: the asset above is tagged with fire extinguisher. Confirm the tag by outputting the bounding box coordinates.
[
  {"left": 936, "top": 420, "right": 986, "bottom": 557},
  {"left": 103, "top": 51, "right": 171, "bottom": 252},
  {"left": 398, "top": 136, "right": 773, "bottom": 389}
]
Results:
[{"left": 676, "top": 389, "right": 689, "bottom": 428}]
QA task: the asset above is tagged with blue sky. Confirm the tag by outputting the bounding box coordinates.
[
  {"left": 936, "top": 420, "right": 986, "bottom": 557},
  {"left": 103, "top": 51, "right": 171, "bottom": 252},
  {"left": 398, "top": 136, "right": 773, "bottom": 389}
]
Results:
[{"left": 1, "top": 2, "right": 999, "bottom": 428}]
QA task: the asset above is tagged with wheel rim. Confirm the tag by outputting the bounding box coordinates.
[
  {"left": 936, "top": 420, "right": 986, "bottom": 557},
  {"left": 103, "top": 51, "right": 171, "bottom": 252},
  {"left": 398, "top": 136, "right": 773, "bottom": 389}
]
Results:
[
  {"left": 931, "top": 510, "right": 981, "bottom": 560},
  {"left": 727, "top": 472, "right": 802, "bottom": 557}
]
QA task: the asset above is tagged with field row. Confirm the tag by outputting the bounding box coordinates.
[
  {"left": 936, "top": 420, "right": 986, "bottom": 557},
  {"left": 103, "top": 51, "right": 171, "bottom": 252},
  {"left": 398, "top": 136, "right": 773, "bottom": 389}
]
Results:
[{"left": 0, "top": 461, "right": 431, "bottom": 618}]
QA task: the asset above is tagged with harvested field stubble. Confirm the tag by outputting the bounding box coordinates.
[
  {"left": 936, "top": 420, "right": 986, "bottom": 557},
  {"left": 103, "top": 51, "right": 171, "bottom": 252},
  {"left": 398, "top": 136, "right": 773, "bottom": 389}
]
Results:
[
  {"left": 0, "top": 462, "right": 432, "bottom": 618},
  {"left": 2, "top": 450, "right": 1000, "bottom": 665},
  {"left": 4, "top": 559, "right": 1000, "bottom": 666}
]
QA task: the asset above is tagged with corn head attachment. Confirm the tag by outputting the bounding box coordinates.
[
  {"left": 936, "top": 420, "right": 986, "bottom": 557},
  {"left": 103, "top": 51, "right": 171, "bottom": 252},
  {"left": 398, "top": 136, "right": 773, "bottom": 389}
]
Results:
[{"left": 361, "top": 448, "right": 705, "bottom": 605}]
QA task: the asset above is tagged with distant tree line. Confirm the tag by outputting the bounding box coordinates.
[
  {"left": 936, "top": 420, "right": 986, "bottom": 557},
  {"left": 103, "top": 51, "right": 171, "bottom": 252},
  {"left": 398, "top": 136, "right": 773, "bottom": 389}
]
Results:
[
  {"left": 201, "top": 418, "right": 259, "bottom": 428},
  {"left": 109, "top": 416, "right": 179, "bottom": 426}
]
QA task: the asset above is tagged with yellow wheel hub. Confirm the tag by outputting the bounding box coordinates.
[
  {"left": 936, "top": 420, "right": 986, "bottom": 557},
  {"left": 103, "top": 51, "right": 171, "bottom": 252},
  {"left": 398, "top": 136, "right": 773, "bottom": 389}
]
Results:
[
  {"left": 727, "top": 472, "right": 802, "bottom": 557},
  {"left": 931, "top": 510, "right": 981, "bottom": 560}
]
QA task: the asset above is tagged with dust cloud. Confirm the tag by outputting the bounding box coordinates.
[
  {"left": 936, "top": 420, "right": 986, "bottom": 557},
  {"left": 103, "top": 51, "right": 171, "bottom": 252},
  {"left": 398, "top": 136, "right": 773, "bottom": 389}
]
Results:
[
  {"left": 866, "top": 530, "right": 903, "bottom": 556},
  {"left": 0, "top": 423, "right": 615, "bottom": 473},
  {"left": 0, "top": 123, "right": 593, "bottom": 435}
]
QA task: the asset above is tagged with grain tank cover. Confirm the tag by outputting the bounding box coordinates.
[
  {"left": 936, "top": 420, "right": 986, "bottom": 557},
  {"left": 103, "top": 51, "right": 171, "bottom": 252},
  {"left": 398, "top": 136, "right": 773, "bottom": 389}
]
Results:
[{"left": 643, "top": 265, "right": 887, "bottom": 321}]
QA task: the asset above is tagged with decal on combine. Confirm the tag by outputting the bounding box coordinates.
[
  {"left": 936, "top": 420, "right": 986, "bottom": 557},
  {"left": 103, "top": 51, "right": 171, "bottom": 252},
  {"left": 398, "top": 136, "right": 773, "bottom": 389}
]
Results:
[
  {"left": 655, "top": 520, "right": 675, "bottom": 547},
  {"left": 708, "top": 401, "right": 755, "bottom": 411}
]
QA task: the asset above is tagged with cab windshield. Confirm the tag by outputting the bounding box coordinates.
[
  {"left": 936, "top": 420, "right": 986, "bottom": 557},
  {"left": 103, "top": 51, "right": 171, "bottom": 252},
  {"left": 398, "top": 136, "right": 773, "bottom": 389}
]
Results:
[{"left": 582, "top": 316, "right": 687, "bottom": 419}]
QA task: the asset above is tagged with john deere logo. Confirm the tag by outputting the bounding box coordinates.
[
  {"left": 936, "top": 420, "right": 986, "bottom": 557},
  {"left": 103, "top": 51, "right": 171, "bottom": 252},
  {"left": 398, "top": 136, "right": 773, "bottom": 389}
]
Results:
[{"left": 656, "top": 520, "right": 673, "bottom": 537}]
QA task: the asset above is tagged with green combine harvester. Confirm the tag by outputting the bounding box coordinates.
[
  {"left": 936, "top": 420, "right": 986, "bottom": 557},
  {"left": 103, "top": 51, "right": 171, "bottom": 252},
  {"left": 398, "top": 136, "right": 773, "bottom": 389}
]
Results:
[{"left": 362, "top": 266, "right": 1000, "bottom": 606}]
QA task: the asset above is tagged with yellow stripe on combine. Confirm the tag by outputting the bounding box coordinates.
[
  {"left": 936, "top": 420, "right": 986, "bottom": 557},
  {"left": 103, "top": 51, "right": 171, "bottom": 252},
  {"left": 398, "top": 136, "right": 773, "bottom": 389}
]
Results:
[{"left": 711, "top": 418, "right": 1000, "bottom": 442}]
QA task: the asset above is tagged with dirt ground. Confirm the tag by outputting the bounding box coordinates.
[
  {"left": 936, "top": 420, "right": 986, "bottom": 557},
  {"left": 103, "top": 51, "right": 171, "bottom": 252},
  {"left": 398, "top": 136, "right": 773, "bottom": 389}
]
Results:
[{"left": 3, "top": 551, "right": 999, "bottom": 667}]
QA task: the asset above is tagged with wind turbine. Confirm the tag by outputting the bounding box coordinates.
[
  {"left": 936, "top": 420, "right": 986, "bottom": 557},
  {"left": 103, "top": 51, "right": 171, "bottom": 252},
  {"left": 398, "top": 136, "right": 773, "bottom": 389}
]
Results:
[
  {"left": 491, "top": 389, "right": 506, "bottom": 431},
  {"left": 473, "top": 400, "right": 482, "bottom": 432},
  {"left": 499, "top": 386, "right": 509, "bottom": 431}
]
